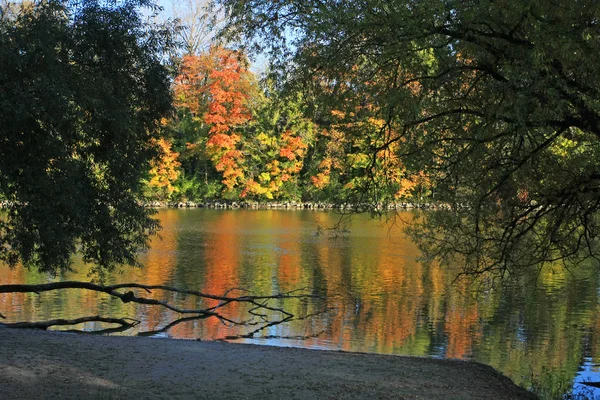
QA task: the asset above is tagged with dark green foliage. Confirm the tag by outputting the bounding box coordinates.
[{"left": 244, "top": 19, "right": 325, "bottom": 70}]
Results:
[
  {"left": 0, "top": 0, "right": 176, "bottom": 275},
  {"left": 217, "top": 0, "right": 600, "bottom": 277}
]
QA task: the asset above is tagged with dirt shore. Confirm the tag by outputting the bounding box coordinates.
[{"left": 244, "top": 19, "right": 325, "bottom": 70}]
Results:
[{"left": 0, "top": 327, "right": 537, "bottom": 400}]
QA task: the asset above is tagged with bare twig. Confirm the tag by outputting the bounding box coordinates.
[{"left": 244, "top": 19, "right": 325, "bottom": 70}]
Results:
[{"left": 0, "top": 281, "right": 328, "bottom": 337}]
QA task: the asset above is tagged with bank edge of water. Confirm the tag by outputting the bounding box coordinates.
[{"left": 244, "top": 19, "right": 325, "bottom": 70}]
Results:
[
  {"left": 0, "top": 327, "right": 537, "bottom": 400},
  {"left": 144, "top": 199, "right": 457, "bottom": 211}
]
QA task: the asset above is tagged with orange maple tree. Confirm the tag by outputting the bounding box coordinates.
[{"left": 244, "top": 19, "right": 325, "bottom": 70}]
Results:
[{"left": 174, "top": 46, "right": 255, "bottom": 192}]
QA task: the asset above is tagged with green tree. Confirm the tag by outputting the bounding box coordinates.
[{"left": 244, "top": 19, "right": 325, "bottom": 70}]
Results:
[
  {"left": 241, "top": 88, "right": 316, "bottom": 201},
  {"left": 0, "top": 0, "right": 176, "bottom": 276},
  {"left": 218, "top": 0, "right": 600, "bottom": 278}
]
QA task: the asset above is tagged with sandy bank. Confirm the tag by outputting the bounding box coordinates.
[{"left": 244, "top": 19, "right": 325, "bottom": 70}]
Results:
[{"left": 0, "top": 327, "right": 537, "bottom": 399}]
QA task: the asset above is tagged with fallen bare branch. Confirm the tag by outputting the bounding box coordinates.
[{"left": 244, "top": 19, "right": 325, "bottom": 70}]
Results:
[
  {"left": 137, "top": 314, "right": 212, "bottom": 337},
  {"left": 0, "top": 281, "right": 328, "bottom": 337},
  {"left": 224, "top": 329, "right": 328, "bottom": 341},
  {"left": 0, "top": 315, "right": 139, "bottom": 331}
]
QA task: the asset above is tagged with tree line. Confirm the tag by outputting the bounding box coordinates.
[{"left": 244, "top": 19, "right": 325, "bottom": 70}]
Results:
[{"left": 144, "top": 46, "right": 429, "bottom": 205}]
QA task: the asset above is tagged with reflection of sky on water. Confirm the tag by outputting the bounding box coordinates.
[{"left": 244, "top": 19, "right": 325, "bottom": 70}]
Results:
[{"left": 572, "top": 358, "right": 600, "bottom": 399}]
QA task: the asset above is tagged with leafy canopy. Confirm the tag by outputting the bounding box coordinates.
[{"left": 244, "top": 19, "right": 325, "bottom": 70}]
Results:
[
  {"left": 217, "top": 0, "right": 600, "bottom": 277},
  {"left": 0, "top": 0, "right": 176, "bottom": 275}
]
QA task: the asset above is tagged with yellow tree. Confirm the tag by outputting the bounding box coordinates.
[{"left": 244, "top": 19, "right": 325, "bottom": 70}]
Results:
[{"left": 146, "top": 137, "right": 181, "bottom": 200}]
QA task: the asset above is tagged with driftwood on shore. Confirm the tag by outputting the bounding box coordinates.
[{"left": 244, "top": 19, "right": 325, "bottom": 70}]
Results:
[{"left": 0, "top": 281, "right": 327, "bottom": 337}]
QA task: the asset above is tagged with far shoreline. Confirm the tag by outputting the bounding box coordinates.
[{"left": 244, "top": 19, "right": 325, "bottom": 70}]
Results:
[
  {"left": 144, "top": 199, "right": 454, "bottom": 211},
  {"left": 0, "top": 327, "right": 537, "bottom": 400}
]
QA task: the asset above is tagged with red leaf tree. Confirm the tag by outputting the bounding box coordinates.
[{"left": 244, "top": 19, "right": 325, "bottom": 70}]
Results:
[{"left": 174, "top": 46, "right": 256, "bottom": 193}]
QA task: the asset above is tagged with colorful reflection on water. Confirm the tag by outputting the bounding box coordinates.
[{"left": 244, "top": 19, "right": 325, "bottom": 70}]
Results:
[{"left": 1, "top": 209, "right": 600, "bottom": 399}]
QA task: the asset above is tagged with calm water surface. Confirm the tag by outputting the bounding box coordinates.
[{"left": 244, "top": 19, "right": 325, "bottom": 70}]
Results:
[{"left": 2, "top": 209, "right": 600, "bottom": 399}]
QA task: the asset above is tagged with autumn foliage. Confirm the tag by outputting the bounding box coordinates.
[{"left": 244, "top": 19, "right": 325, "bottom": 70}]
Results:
[
  {"left": 173, "top": 47, "right": 255, "bottom": 192},
  {"left": 147, "top": 137, "right": 181, "bottom": 199},
  {"left": 242, "top": 129, "right": 309, "bottom": 199},
  {"left": 151, "top": 47, "right": 430, "bottom": 203}
]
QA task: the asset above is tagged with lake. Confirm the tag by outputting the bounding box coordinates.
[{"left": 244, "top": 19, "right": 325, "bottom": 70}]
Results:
[{"left": 1, "top": 208, "right": 599, "bottom": 399}]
